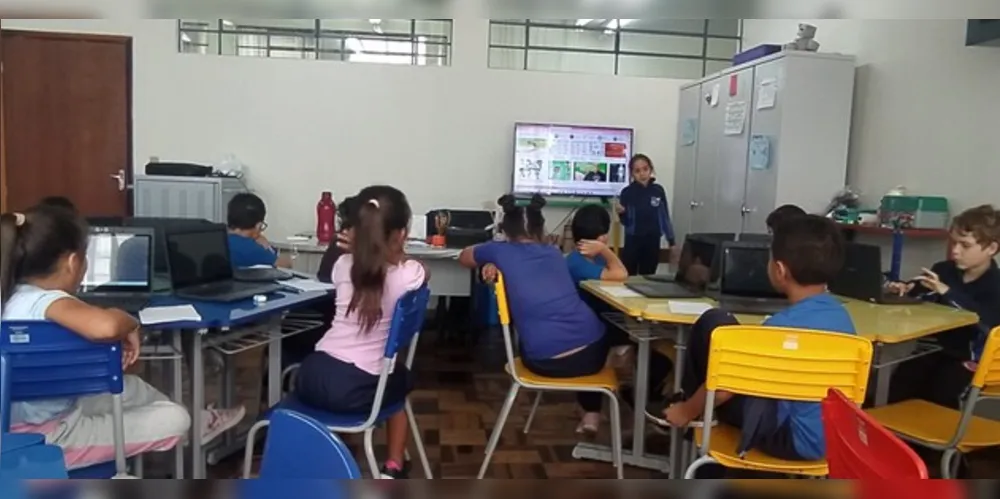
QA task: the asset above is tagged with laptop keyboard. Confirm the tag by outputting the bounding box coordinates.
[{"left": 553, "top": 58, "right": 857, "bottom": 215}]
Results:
[{"left": 80, "top": 296, "right": 150, "bottom": 314}]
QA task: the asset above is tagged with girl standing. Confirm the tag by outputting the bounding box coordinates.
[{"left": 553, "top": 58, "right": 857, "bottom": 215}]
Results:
[
  {"left": 295, "top": 186, "right": 429, "bottom": 479},
  {"left": 616, "top": 154, "right": 676, "bottom": 275}
]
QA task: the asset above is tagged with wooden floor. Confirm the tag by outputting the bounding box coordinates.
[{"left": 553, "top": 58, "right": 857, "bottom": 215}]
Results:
[{"left": 214, "top": 327, "right": 1000, "bottom": 479}]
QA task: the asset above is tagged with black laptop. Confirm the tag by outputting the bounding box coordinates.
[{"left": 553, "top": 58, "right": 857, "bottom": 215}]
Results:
[
  {"left": 79, "top": 227, "right": 155, "bottom": 314},
  {"left": 165, "top": 225, "right": 282, "bottom": 303},
  {"left": 829, "top": 243, "right": 923, "bottom": 305},
  {"left": 712, "top": 241, "right": 787, "bottom": 316}
]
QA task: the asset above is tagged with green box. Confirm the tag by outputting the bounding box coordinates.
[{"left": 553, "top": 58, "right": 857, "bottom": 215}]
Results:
[{"left": 879, "top": 195, "right": 950, "bottom": 229}]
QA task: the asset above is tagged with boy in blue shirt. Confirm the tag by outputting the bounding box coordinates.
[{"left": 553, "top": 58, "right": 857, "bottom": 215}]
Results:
[
  {"left": 566, "top": 204, "right": 674, "bottom": 414},
  {"left": 226, "top": 193, "right": 291, "bottom": 269},
  {"left": 659, "top": 215, "right": 854, "bottom": 462}
]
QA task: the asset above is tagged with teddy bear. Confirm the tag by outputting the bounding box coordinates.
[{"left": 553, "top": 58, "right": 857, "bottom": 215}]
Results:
[{"left": 784, "top": 23, "right": 820, "bottom": 52}]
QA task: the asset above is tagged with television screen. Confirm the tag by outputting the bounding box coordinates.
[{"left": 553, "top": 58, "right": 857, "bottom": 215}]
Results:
[{"left": 512, "top": 123, "right": 633, "bottom": 197}]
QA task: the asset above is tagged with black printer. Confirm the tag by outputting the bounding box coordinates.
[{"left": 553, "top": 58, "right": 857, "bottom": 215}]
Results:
[{"left": 424, "top": 209, "right": 494, "bottom": 249}]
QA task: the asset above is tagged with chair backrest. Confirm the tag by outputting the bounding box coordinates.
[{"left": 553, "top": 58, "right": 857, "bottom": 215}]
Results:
[
  {"left": 0, "top": 321, "right": 124, "bottom": 434},
  {"left": 258, "top": 409, "right": 362, "bottom": 479},
  {"left": 383, "top": 285, "right": 431, "bottom": 363},
  {"left": 492, "top": 273, "right": 522, "bottom": 380},
  {"left": 821, "top": 388, "right": 927, "bottom": 479},
  {"left": 973, "top": 327, "right": 1000, "bottom": 394},
  {"left": 705, "top": 326, "right": 873, "bottom": 404}
]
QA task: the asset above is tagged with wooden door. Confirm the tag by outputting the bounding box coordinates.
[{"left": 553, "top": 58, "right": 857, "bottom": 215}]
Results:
[{"left": 1, "top": 30, "right": 131, "bottom": 216}]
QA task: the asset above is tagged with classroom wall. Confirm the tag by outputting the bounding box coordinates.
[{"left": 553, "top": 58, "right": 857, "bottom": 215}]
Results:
[
  {"left": 742, "top": 19, "right": 1000, "bottom": 274},
  {"left": 1, "top": 17, "right": 687, "bottom": 239}
]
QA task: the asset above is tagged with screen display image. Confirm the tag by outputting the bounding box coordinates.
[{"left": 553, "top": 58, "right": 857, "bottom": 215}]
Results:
[
  {"left": 513, "top": 123, "right": 633, "bottom": 197},
  {"left": 82, "top": 233, "right": 152, "bottom": 291}
]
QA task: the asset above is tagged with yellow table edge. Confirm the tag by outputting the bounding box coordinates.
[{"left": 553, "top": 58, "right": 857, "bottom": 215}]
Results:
[{"left": 580, "top": 279, "right": 979, "bottom": 344}]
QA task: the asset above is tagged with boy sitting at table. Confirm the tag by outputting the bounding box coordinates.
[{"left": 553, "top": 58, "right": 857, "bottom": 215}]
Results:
[
  {"left": 226, "top": 193, "right": 292, "bottom": 269},
  {"left": 885, "top": 205, "right": 1000, "bottom": 409},
  {"left": 657, "top": 215, "right": 854, "bottom": 464},
  {"left": 565, "top": 204, "right": 674, "bottom": 414}
]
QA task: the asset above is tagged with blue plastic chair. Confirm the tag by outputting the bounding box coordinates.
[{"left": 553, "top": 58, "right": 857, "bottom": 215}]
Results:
[
  {"left": 257, "top": 409, "right": 362, "bottom": 479},
  {"left": 0, "top": 321, "right": 129, "bottom": 478},
  {"left": 244, "top": 286, "right": 433, "bottom": 479}
]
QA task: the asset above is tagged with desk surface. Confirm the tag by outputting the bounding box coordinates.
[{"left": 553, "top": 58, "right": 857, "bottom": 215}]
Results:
[
  {"left": 145, "top": 289, "right": 330, "bottom": 330},
  {"left": 274, "top": 241, "right": 461, "bottom": 259},
  {"left": 582, "top": 280, "right": 978, "bottom": 344}
]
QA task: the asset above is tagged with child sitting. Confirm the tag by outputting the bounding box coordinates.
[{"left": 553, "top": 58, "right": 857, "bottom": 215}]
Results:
[
  {"left": 0, "top": 206, "right": 244, "bottom": 470},
  {"left": 226, "top": 193, "right": 292, "bottom": 269},
  {"left": 460, "top": 195, "right": 609, "bottom": 433},
  {"left": 565, "top": 204, "right": 675, "bottom": 416},
  {"left": 658, "top": 215, "right": 854, "bottom": 463},
  {"left": 886, "top": 205, "right": 1000, "bottom": 409},
  {"left": 295, "top": 186, "right": 428, "bottom": 479}
]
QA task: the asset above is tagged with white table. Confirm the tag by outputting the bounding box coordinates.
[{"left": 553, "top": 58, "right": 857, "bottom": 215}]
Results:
[{"left": 273, "top": 241, "right": 472, "bottom": 298}]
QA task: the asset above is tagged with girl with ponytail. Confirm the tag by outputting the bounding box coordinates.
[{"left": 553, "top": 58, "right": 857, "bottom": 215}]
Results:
[
  {"left": 295, "top": 185, "right": 429, "bottom": 479},
  {"left": 458, "top": 194, "right": 610, "bottom": 434}
]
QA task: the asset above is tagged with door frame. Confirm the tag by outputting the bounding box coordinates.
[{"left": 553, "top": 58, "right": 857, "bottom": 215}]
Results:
[{"left": 0, "top": 29, "right": 135, "bottom": 215}]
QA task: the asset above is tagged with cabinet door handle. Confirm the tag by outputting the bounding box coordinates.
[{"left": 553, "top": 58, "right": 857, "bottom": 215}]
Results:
[
  {"left": 690, "top": 201, "right": 703, "bottom": 209},
  {"left": 741, "top": 206, "right": 756, "bottom": 215}
]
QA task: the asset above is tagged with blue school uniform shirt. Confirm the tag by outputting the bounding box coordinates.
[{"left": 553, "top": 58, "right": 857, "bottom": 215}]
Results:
[
  {"left": 618, "top": 181, "right": 675, "bottom": 245},
  {"left": 565, "top": 250, "right": 606, "bottom": 286},
  {"left": 762, "top": 293, "right": 856, "bottom": 460},
  {"left": 0, "top": 285, "right": 77, "bottom": 426},
  {"left": 474, "top": 241, "right": 604, "bottom": 360},
  {"left": 228, "top": 233, "right": 278, "bottom": 268}
]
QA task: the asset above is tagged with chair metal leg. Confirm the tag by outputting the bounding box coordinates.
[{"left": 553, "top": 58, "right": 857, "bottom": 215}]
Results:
[
  {"left": 111, "top": 394, "right": 129, "bottom": 478},
  {"left": 281, "top": 364, "right": 300, "bottom": 393},
  {"left": 478, "top": 383, "right": 519, "bottom": 479},
  {"left": 607, "top": 393, "right": 624, "bottom": 479},
  {"left": 406, "top": 400, "right": 433, "bottom": 479},
  {"left": 243, "top": 420, "right": 270, "bottom": 478},
  {"left": 133, "top": 456, "right": 144, "bottom": 478},
  {"left": 684, "top": 455, "right": 716, "bottom": 479},
  {"left": 941, "top": 448, "right": 960, "bottom": 479},
  {"left": 523, "top": 392, "right": 542, "bottom": 434},
  {"left": 364, "top": 428, "right": 381, "bottom": 479}
]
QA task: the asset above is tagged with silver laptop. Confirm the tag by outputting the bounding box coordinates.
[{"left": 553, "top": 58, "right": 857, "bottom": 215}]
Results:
[{"left": 79, "top": 226, "right": 155, "bottom": 314}]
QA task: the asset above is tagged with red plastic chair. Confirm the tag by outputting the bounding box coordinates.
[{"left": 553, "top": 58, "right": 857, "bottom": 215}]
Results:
[{"left": 821, "top": 388, "right": 928, "bottom": 479}]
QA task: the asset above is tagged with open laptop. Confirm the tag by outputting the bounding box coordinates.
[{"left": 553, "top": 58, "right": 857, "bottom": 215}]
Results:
[
  {"left": 712, "top": 241, "right": 787, "bottom": 315},
  {"left": 79, "top": 227, "right": 155, "bottom": 314},
  {"left": 829, "top": 243, "right": 923, "bottom": 305},
  {"left": 166, "top": 225, "right": 282, "bottom": 303}
]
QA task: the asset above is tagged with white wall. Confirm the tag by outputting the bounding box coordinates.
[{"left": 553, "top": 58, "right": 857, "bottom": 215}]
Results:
[
  {"left": 1, "top": 18, "right": 687, "bottom": 239},
  {"left": 743, "top": 20, "right": 1000, "bottom": 273}
]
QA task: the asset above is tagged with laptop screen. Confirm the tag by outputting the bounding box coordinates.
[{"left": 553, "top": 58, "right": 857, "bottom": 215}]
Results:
[
  {"left": 166, "top": 228, "right": 234, "bottom": 289},
  {"left": 81, "top": 232, "right": 152, "bottom": 293},
  {"left": 720, "top": 243, "right": 783, "bottom": 298}
]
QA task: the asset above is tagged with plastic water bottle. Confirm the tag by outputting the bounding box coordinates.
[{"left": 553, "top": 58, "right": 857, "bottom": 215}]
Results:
[{"left": 316, "top": 192, "right": 336, "bottom": 245}]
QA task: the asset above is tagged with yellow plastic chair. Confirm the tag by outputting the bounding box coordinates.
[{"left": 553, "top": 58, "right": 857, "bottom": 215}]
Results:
[
  {"left": 478, "top": 273, "right": 624, "bottom": 479},
  {"left": 683, "top": 326, "right": 873, "bottom": 479},
  {"left": 866, "top": 327, "right": 1000, "bottom": 478}
]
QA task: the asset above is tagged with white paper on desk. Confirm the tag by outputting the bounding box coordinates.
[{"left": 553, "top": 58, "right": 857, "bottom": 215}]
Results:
[
  {"left": 667, "top": 301, "right": 714, "bottom": 316},
  {"left": 283, "top": 278, "right": 336, "bottom": 293},
  {"left": 139, "top": 305, "right": 202, "bottom": 325},
  {"left": 598, "top": 285, "right": 643, "bottom": 298}
]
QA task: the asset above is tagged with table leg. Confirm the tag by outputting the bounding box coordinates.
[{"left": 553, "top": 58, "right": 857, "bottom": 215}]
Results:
[
  {"left": 171, "top": 330, "right": 185, "bottom": 479},
  {"left": 873, "top": 342, "right": 891, "bottom": 406},
  {"left": 191, "top": 330, "right": 206, "bottom": 479},
  {"left": 632, "top": 339, "right": 652, "bottom": 458},
  {"left": 221, "top": 355, "right": 234, "bottom": 449},
  {"left": 268, "top": 317, "right": 283, "bottom": 406},
  {"left": 669, "top": 325, "right": 688, "bottom": 479}
]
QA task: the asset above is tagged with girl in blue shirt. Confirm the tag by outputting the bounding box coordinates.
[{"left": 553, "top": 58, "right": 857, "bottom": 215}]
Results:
[
  {"left": 459, "top": 195, "right": 608, "bottom": 433},
  {"left": 616, "top": 154, "right": 676, "bottom": 275}
]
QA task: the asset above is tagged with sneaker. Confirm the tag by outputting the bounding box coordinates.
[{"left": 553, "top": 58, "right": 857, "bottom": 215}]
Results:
[
  {"left": 575, "top": 412, "right": 601, "bottom": 434},
  {"left": 644, "top": 393, "right": 716, "bottom": 429},
  {"left": 380, "top": 461, "right": 411, "bottom": 479},
  {"left": 201, "top": 405, "right": 246, "bottom": 444}
]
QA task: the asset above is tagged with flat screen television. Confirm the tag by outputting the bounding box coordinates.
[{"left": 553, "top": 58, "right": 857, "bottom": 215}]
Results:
[{"left": 512, "top": 122, "right": 634, "bottom": 197}]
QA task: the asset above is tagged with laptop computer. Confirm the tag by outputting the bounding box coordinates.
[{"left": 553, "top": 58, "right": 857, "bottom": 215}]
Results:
[
  {"left": 712, "top": 241, "right": 788, "bottom": 315},
  {"left": 829, "top": 243, "right": 923, "bottom": 305},
  {"left": 165, "top": 225, "right": 282, "bottom": 303},
  {"left": 234, "top": 267, "right": 294, "bottom": 282},
  {"left": 79, "top": 227, "right": 155, "bottom": 314}
]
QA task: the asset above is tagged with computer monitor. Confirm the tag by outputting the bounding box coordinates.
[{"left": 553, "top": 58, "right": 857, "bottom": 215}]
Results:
[
  {"left": 81, "top": 227, "right": 153, "bottom": 293},
  {"left": 719, "top": 241, "right": 784, "bottom": 298},
  {"left": 512, "top": 122, "right": 633, "bottom": 197},
  {"left": 165, "top": 225, "right": 233, "bottom": 290}
]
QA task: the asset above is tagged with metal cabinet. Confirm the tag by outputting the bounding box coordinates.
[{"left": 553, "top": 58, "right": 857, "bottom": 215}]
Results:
[
  {"left": 672, "top": 51, "right": 856, "bottom": 237},
  {"left": 133, "top": 175, "right": 248, "bottom": 223}
]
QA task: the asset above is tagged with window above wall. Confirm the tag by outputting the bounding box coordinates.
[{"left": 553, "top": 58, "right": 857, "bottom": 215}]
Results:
[
  {"left": 178, "top": 19, "right": 453, "bottom": 66},
  {"left": 489, "top": 19, "right": 742, "bottom": 79}
]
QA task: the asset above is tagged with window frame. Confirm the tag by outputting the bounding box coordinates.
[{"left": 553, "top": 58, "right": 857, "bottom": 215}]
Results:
[
  {"left": 178, "top": 19, "right": 453, "bottom": 66},
  {"left": 488, "top": 19, "right": 743, "bottom": 78}
]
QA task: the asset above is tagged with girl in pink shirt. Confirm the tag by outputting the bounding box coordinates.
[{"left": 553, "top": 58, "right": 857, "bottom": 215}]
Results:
[{"left": 295, "top": 185, "right": 429, "bottom": 479}]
